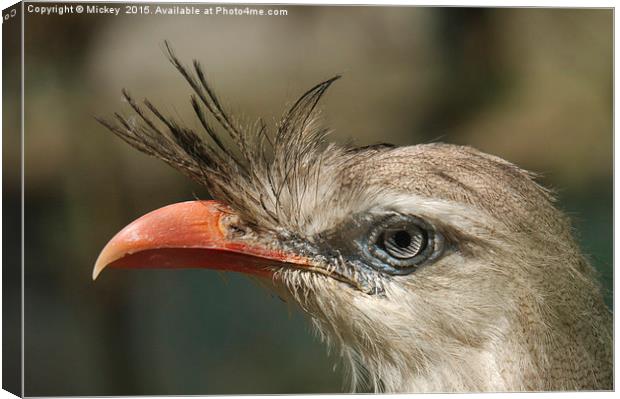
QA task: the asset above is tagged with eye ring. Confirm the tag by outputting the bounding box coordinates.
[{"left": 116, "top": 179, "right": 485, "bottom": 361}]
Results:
[{"left": 368, "top": 215, "right": 441, "bottom": 271}]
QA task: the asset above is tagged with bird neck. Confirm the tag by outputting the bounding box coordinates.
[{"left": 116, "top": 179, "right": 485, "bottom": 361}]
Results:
[{"left": 307, "top": 249, "right": 612, "bottom": 393}]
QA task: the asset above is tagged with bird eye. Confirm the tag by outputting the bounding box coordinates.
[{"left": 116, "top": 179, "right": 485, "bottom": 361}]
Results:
[
  {"left": 368, "top": 215, "right": 440, "bottom": 272},
  {"left": 383, "top": 226, "right": 427, "bottom": 259}
]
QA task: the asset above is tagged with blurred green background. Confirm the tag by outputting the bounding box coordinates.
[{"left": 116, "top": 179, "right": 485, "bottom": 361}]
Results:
[{"left": 5, "top": 4, "right": 612, "bottom": 396}]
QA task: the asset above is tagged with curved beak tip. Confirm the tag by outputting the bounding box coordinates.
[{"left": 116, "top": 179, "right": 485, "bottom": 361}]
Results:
[
  {"left": 92, "top": 247, "right": 115, "bottom": 281},
  {"left": 92, "top": 260, "right": 104, "bottom": 281}
]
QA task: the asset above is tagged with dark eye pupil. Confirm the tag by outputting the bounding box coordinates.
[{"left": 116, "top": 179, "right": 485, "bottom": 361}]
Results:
[
  {"left": 393, "top": 230, "right": 411, "bottom": 248},
  {"left": 368, "top": 215, "right": 441, "bottom": 273},
  {"left": 381, "top": 226, "right": 427, "bottom": 261}
]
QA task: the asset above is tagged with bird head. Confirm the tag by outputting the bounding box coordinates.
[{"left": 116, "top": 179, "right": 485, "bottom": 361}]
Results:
[{"left": 95, "top": 44, "right": 611, "bottom": 392}]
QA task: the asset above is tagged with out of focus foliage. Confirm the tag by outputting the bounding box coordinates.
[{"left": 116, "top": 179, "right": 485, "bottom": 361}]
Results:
[{"left": 15, "top": 6, "right": 611, "bottom": 395}]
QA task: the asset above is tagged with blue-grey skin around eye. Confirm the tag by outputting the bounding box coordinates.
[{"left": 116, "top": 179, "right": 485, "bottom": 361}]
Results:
[{"left": 318, "top": 213, "right": 446, "bottom": 277}]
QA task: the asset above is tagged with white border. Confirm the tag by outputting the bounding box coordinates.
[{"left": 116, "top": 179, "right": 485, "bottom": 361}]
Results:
[{"left": 0, "top": 1, "right": 616, "bottom": 399}]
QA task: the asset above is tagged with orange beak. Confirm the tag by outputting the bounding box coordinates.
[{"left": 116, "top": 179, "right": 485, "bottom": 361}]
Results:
[{"left": 93, "top": 200, "right": 310, "bottom": 280}]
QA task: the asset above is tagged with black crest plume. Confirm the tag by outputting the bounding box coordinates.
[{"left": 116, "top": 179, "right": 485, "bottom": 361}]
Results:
[{"left": 98, "top": 41, "right": 341, "bottom": 231}]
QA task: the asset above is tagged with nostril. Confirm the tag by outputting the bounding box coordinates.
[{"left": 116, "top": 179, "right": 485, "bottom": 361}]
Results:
[
  {"left": 228, "top": 224, "right": 247, "bottom": 238},
  {"left": 220, "top": 214, "right": 250, "bottom": 239}
]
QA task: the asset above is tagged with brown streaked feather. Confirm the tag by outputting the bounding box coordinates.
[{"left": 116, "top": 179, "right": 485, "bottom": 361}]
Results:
[{"left": 98, "top": 42, "right": 345, "bottom": 232}]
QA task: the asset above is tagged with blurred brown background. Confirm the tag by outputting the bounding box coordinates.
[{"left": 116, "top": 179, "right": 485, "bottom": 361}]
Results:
[{"left": 5, "top": 3, "right": 612, "bottom": 396}]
